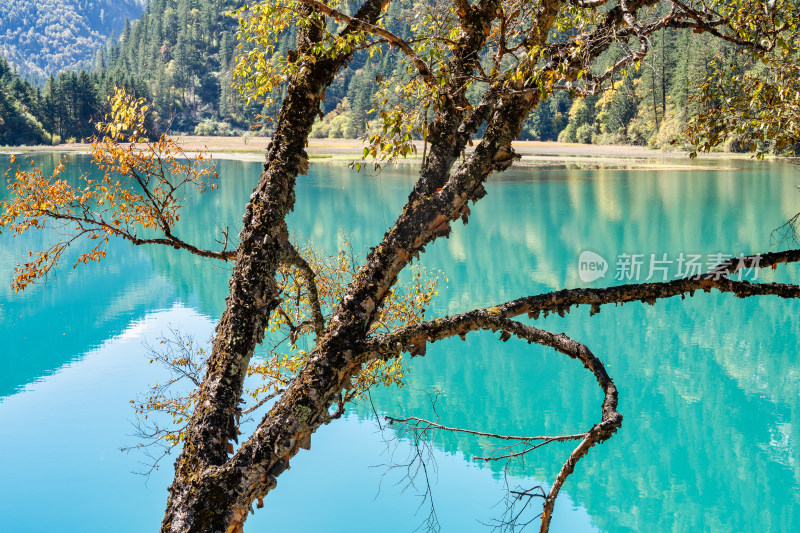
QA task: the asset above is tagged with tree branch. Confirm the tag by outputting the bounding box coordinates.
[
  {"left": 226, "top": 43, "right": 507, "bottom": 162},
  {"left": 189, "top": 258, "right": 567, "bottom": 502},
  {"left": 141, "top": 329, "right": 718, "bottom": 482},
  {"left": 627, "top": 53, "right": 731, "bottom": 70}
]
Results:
[
  {"left": 383, "top": 318, "right": 620, "bottom": 533},
  {"left": 485, "top": 319, "right": 620, "bottom": 532},
  {"left": 385, "top": 416, "right": 588, "bottom": 444},
  {"left": 670, "top": 0, "right": 771, "bottom": 52},
  {"left": 35, "top": 209, "right": 236, "bottom": 260},
  {"left": 369, "top": 249, "right": 800, "bottom": 358},
  {"left": 241, "top": 388, "right": 286, "bottom": 417},
  {"left": 281, "top": 242, "right": 326, "bottom": 340},
  {"left": 297, "top": 0, "right": 436, "bottom": 85},
  {"left": 570, "top": 0, "right": 609, "bottom": 6},
  {"left": 161, "top": 0, "right": 391, "bottom": 530}
]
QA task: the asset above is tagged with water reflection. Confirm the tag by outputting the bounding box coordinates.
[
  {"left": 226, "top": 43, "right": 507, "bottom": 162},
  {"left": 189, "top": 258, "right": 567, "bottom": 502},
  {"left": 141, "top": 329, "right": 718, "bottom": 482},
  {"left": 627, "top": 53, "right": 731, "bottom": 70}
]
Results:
[{"left": 1, "top": 154, "right": 799, "bottom": 532}]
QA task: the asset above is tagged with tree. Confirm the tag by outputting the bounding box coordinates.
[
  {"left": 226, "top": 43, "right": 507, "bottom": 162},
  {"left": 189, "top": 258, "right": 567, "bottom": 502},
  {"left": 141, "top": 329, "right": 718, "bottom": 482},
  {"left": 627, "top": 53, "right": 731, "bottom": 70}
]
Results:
[
  {"left": 687, "top": 37, "right": 800, "bottom": 157},
  {"left": 3, "top": 1, "right": 800, "bottom": 532},
  {"left": 0, "top": 57, "right": 54, "bottom": 145}
]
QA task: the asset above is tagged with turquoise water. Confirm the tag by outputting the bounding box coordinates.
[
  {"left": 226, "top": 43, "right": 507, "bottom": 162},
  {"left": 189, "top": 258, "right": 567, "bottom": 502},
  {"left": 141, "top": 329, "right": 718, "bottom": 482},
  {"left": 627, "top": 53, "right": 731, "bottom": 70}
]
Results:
[{"left": 2, "top": 153, "right": 799, "bottom": 532}]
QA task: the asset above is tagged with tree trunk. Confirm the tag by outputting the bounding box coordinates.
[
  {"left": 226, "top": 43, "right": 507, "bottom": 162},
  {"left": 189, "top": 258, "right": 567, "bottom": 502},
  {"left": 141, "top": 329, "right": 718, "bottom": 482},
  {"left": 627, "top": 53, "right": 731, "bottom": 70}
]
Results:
[
  {"left": 157, "top": 1, "right": 793, "bottom": 532},
  {"left": 160, "top": 2, "right": 387, "bottom": 530}
]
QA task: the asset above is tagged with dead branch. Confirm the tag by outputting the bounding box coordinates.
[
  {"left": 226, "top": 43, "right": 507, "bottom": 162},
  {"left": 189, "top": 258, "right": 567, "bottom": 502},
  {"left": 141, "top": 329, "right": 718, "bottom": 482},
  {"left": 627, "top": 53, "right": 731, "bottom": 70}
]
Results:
[
  {"left": 385, "top": 417, "right": 587, "bottom": 445},
  {"left": 363, "top": 249, "right": 800, "bottom": 530}
]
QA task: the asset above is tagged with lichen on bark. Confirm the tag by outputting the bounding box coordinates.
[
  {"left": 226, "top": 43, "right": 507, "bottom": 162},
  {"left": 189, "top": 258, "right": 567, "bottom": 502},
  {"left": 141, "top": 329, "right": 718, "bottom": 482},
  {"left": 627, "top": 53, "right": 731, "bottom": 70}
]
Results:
[{"left": 156, "top": 1, "right": 800, "bottom": 532}]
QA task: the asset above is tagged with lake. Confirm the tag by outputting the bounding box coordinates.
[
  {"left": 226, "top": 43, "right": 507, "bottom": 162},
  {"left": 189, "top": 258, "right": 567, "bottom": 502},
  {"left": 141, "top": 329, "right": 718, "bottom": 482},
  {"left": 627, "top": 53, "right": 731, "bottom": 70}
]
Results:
[{"left": 2, "top": 153, "right": 799, "bottom": 532}]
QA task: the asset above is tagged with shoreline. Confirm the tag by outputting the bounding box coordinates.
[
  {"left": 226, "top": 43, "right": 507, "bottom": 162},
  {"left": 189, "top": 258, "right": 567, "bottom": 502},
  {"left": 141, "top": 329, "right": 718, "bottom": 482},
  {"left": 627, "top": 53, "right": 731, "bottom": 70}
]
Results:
[{"left": 0, "top": 136, "right": 775, "bottom": 170}]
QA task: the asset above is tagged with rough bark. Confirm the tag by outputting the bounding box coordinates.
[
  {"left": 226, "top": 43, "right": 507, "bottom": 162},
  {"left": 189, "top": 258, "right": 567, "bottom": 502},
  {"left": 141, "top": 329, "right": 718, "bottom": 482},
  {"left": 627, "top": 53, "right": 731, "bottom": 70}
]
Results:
[
  {"left": 368, "top": 249, "right": 800, "bottom": 355},
  {"left": 159, "top": 1, "right": 800, "bottom": 531},
  {"left": 161, "top": 1, "right": 386, "bottom": 530},
  {"left": 162, "top": 0, "right": 565, "bottom": 527},
  {"left": 365, "top": 251, "right": 800, "bottom": 533}
]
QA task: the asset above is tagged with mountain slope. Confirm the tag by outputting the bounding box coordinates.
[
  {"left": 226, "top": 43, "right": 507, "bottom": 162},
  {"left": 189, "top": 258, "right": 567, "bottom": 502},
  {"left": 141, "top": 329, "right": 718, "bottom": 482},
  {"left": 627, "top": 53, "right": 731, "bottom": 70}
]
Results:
[
  {"left": 0, "top": 0, "right": 146, "bottom": 78},
  {"left": 0, "top": 56, "right": 55, "bottom": 145}
]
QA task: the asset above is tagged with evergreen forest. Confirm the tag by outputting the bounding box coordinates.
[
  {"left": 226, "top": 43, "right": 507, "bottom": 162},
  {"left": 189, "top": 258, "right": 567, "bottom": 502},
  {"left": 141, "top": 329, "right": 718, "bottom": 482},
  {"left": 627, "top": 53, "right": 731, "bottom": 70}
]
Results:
[{"left": 0, "top": 0, "right": 791, "bottom": 153}]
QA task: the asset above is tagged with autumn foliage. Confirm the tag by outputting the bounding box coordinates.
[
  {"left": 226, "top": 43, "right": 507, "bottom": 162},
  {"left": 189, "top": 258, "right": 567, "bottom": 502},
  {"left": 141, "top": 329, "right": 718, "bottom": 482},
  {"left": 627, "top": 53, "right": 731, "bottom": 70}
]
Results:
[
  {"left": 131, "top": 243, "right": 441, "bottom": 453},
  {"left": 2, "top": 87, "right": 444, "bottom": 454},
  {"left": 1, "top": 88, "right": 222, "bottom": 292}
]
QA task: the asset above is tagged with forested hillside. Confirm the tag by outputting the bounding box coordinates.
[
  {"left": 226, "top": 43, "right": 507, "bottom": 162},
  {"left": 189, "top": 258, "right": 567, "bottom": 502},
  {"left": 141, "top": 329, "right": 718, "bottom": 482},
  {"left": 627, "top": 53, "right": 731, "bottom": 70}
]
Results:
[
  {"left": 0, "top": 0, "right": 793, "bottom": 155},
  {"left": 95, "top": 0, "right": 755, "bottom": 152},
  {"left": 0, "top": 56, "right": 54, "bottom": 145},
  {"left": 0, "top": 0, "right": 146, "bottom": 79},
  {"left": 99, "top": 0, "right": 255, "bottom": 133},
  {"left": 0, "top": 52, "right": 150, "bottom": 145}
]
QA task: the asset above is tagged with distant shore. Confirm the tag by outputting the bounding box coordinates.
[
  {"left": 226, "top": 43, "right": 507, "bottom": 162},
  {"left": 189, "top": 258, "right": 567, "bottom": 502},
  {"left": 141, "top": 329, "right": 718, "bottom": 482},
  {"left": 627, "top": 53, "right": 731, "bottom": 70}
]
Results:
[{"left": 0, "top": 136, "right": 767, "bottom": 170}]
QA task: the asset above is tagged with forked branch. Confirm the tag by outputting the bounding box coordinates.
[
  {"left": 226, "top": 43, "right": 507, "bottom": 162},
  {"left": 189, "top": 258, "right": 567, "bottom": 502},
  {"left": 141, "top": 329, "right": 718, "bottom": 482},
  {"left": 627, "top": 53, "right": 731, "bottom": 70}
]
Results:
[
  {"left": 297, "top": 0, "right": 436, "bottom": 85},
  {"left": 281, "top": 242, "right": 326, "bottom": 339},
  {"left": 383, "top": 319, "right": 620, "bottom": 533},
  {"left": 365, "top": 248, "right": 800, "bottom": 530}
]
